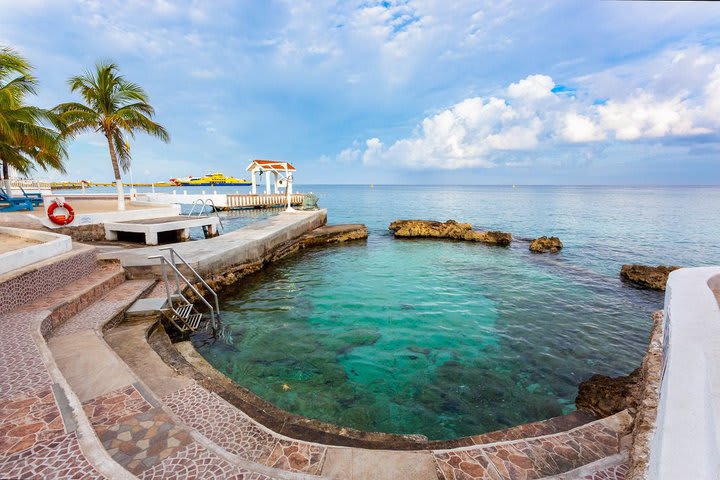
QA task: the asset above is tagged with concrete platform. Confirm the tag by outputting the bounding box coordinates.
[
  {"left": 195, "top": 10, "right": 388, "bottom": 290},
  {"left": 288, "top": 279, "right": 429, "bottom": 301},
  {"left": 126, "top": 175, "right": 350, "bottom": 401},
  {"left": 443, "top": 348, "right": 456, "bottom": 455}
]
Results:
[
  {"left": 104, "top": 215, "right": 220, "bottom": 245},
  {"left": 99, "top": 209, "right": 327, "bottom": 278}
]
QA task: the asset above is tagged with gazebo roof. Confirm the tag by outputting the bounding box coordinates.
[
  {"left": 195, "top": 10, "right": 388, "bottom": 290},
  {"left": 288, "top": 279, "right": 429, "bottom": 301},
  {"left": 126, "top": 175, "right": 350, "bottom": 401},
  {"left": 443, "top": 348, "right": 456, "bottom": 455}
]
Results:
[{"left": 246, "top": 160, "right": 296, "bottom": 172}]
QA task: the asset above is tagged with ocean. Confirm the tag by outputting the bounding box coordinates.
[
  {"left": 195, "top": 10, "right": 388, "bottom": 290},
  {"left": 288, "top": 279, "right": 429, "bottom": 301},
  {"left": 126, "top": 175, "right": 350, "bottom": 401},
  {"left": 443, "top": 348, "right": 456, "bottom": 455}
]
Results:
[{"left": 66, "top": 184, "right": 720, "bottom": 439}]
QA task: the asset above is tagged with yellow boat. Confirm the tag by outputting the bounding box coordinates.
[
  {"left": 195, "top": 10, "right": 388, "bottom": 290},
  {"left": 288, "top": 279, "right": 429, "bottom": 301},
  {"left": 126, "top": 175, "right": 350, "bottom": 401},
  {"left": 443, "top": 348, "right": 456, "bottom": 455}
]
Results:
[{"left": 177, "top": 172, "right": 251, "bottom": 186}]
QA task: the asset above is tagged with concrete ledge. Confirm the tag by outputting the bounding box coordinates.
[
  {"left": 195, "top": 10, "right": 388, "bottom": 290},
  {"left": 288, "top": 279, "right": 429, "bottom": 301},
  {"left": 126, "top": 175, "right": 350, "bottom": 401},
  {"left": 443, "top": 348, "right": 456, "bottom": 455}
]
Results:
[
  {"left": 0, "top": 227, "right": 72, "bottom": 275},
  {"left": 647, "top": 267, "right": 720, "bottom": 479},
  {"left": 101, "top": 209, "right": 327, "bottom": 278}
]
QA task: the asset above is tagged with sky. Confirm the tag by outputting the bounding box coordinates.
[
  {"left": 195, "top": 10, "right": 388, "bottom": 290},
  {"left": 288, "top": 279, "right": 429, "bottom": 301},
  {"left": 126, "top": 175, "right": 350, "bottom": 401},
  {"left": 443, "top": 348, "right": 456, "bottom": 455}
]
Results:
[{"left": 2, "top": 0, "right": 720, "bottom": 185}]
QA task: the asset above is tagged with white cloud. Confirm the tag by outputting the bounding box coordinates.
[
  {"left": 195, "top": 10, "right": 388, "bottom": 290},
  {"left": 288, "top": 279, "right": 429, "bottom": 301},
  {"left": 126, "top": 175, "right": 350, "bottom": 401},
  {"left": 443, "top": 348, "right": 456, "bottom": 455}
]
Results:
[
  {"left": 507, "top": 74, "right": 555, "bottom": 100},
  {"left": 354, "top": 44, "right": 720, "bottom": 170},
  {"left": 561, "top": 113, "right": 606, "bottom": 143}
]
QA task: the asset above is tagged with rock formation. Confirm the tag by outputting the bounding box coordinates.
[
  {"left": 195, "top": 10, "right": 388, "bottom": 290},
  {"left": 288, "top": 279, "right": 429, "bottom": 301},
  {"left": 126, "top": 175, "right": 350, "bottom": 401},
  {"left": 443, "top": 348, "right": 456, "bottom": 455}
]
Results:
[
  {"left": 299, "top": 224, "right": 368, "bottom": 248},
  {"left": 576, "top": 368, "right": 641, "bottom": 418},
  {"left": 529, "top": 236, "right": 563, "bottom": 253},
  {"left": 388, "top": 220, "right": 511, "bottom": 245},
  {"left": 620, "top": 264, "right": 681, "bottom": 291}
]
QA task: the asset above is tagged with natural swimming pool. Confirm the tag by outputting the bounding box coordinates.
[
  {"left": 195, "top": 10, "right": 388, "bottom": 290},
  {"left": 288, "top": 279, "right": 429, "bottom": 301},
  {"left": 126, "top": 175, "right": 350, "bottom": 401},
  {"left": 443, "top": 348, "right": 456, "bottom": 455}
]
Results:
[{"left": 192, "top": 233, "right": 661, "bottom": 440}]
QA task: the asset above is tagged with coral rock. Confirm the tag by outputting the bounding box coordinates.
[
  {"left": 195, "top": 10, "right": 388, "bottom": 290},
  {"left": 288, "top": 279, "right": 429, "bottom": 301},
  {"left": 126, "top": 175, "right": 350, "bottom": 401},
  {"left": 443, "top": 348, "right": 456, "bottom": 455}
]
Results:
[
  {"left": 620, "top": 264, "right": 681, "bottom": 291},
  {"left": 388, "top": 220, "right": 511, "bottom": 245},
  {"left": 529, "top": 236, "right": 563, "bottom": 253}
]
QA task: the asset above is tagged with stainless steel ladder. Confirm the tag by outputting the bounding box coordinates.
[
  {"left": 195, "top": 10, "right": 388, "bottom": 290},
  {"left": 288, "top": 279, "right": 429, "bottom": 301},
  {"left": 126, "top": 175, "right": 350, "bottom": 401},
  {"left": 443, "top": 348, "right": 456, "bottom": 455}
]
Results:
[
  {"left": 148, "top": 247, "right": 221, "bottom": 333},
  {"left": 187, "top": 198, "right": 224, "bottom": 232}
]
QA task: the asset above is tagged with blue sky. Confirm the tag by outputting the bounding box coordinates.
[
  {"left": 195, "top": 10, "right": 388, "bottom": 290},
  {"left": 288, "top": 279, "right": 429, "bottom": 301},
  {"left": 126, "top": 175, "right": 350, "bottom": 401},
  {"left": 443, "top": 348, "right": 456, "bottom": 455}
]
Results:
[{"left": 3, "top": 0, "right": 720, "bottom": 185}]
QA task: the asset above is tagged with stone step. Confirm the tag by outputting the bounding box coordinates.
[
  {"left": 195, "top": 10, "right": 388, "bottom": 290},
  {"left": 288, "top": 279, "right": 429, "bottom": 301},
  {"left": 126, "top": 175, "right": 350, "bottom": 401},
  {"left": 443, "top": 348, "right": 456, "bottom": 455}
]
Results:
[{"left": 433, "top": 410, "right": 632, "bottom": 480}]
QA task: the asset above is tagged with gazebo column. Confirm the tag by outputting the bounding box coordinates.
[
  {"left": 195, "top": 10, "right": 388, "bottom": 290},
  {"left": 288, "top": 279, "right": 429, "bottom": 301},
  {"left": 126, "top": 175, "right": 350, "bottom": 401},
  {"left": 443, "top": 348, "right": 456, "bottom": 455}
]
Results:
[
  {"left": 265, "top": 169, "right": 271, "bottom": 194},
  {"left": 251, "top": 169, "right": 257, "bottom": 194},
  {"left": 273, "top": 172, "right": 279, "bottom": 193}
]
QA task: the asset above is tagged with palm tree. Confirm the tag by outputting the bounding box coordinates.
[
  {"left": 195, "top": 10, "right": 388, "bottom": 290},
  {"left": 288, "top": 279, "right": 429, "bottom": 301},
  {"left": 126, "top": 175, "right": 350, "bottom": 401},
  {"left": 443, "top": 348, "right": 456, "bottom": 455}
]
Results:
[
  {"left": 0, "top": 46, "right": 67, "bottom": 192},
  {"left": 56, "top": 62, "right": 169, "bottom": 210}
]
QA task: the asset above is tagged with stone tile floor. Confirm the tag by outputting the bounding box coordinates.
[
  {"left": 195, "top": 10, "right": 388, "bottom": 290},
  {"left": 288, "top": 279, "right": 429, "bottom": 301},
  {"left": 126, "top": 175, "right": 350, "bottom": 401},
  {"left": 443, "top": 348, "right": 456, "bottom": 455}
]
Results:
[
  {"left": 163, "top": 382, "right": 327, "bottom": 475},
  {"left": 433, "top": 413, "right": 628, "bottom": 480},
  {"left": 582, "top": 462, "right": 627, "bottom": 480}
]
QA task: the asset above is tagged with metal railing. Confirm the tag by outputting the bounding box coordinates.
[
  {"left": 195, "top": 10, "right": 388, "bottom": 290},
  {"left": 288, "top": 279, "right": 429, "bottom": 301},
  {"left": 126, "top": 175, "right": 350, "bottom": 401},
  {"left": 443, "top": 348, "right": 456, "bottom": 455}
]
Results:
[
  {"left": 187, "top": 198, "right": 224, "bottom": 232},
  {"left": 148, "top": 247, "right": 221, "bottom": 332}
]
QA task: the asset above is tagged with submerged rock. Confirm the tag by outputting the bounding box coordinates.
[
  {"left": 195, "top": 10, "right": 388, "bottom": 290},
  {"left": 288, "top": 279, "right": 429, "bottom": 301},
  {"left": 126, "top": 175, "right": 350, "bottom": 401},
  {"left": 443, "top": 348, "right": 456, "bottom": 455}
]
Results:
[
  {"left": 575, "top": 368, "right": 641, "bottom": 418},
  {"left": 388, "top": 219, "right": 511, "bottom": 246},
  {"left": 529, "top": 236, "right": 563, "bottom": 253},
  {"left": 299, "top": 224, "right": 368, "bottom": 248},
  {"left": 620, "top": 264, "right": 681, "bottom": 291}
]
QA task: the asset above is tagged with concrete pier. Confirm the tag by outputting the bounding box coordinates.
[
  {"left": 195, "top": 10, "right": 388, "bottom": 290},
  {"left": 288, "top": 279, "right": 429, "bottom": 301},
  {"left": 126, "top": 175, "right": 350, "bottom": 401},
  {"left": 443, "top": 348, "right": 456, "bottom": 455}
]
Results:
[{"left": 99, "top": 209, "right": 327, "bottom": 278}]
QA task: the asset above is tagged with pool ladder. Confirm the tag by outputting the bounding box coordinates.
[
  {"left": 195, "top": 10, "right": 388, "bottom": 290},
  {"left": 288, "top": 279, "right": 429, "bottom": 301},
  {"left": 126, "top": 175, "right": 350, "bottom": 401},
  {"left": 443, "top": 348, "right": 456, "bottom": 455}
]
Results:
[
  {"left": 148, "top": 247, "right": 221, "bottom": 333},
  {"left": 187, "top": 198, "right": 224, "bottom": 233}
]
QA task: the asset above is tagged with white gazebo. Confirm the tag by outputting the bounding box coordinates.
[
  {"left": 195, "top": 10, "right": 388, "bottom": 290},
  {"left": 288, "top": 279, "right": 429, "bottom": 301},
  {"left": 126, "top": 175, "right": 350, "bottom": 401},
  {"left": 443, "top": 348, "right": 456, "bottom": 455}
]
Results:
[{"left": 246, "top": 160, "right": 296, "bottom": 195}]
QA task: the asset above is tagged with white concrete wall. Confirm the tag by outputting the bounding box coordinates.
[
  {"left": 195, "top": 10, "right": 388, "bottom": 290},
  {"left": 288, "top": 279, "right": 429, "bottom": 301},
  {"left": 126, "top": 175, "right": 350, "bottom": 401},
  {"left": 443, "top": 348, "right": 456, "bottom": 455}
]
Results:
[
  {"left": 648, "top": 267, "right": 720, "bottom": 479},
  {"left": 0, "top": 227, "right": 72, "bottom": 275},
  {"left": 39, "top": 196, "right": 181, "bottom": 229}
]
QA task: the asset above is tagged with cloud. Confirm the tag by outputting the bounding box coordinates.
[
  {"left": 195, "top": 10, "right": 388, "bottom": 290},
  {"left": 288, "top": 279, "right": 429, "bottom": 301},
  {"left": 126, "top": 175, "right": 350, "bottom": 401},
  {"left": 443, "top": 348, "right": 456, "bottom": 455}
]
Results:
[
  {"left": 560, "top": 113, "right": 606, "bottom": 143},
  {"left": 356, "top": 44, "right": 720, "bottom": 170}
]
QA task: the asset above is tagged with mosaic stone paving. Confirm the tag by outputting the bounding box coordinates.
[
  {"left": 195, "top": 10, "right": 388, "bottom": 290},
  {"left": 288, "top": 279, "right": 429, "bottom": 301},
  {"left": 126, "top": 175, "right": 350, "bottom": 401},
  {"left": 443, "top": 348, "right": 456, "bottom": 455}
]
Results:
[
  {"left": 163, "top": 383, "right": 327, "bottom": 474},
  {"left": 85, "top": 385, "right": 192, "bottom": 475},
  {"left": 433, "top": 414, "right": 626, "bottom": 480},
  {"left": 469, "top": 411, "right": 596, "bottom": 445},
  {"left": 0, "top": 286, "right": 111, "bottom": 477},
  {"left": 582, "top": 462, "right": 627, "bottom": 480},
  {"left": 51, "top": 279, "right": 154, "bottom": 337},
  {"left": 0, "top": 432, "right": 103, "bottom": 479},
  {"left": 0, "top": 386, "right": 65, "bottom": 456},
  {"left": 0, "top": 311, "right": 52, "bottom": 400},
  {"left": 0, "top": 247, "right": 97, "bottom": 315},
  {"left": 137, "top": 442, "right": 272, "bottom": 480}
]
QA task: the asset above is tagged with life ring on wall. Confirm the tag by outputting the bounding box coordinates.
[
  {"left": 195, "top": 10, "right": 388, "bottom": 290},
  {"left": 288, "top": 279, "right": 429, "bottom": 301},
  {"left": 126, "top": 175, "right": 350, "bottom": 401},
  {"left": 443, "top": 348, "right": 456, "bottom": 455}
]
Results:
[{"left": 47, "top": 201, "right": 75, "bottom": 226}]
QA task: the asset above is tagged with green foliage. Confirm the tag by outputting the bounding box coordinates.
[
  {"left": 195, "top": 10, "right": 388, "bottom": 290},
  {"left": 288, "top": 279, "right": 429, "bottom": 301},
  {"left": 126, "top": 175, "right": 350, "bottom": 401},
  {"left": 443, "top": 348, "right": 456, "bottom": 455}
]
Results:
[
  {"left": 0, "top": 46, "right": 66, "bottom": 177},
  {"left": 55, "top": 62, "right": 169, "bottom": 179}
]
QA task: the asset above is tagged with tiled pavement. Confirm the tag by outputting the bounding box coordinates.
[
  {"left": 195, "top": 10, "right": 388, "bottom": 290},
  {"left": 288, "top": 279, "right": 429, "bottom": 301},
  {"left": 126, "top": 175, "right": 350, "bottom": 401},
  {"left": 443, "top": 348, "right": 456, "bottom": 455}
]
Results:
[
  {"left": 0, "top": 250, "right": 633, "bottom": 480},
  {"left": 432, "top": 412, "right": 631, "bottom": 480}
]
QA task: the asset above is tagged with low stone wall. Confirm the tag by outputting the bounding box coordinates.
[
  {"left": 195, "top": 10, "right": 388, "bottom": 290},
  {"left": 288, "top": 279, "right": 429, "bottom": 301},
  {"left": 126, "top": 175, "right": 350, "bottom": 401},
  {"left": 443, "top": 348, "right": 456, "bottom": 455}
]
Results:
[
  {"left": 0, "top": 245, "right": 98, "bottom": 315},
  {"left": 51, "top": 223, "right": 107, "bottom": 242},
  {"left": 626, "top": 310, "right": 665, "bottom": 479}
]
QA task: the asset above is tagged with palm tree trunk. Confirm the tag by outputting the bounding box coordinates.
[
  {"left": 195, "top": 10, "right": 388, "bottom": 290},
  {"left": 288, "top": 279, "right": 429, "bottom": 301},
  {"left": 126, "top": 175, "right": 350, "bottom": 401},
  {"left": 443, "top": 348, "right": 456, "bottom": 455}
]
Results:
[
  {"left": 106, "top": 133, "right": 125, "bottom": 211},
  {"left": 1, "top": 160, "right": 11, "bottom": 193}
]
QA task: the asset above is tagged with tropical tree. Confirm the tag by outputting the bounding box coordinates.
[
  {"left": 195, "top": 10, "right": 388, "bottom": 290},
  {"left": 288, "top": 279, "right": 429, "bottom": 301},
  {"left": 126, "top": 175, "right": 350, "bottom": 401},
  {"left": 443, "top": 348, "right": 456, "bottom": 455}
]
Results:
[
  {"left": 0, "top": 46, "right": 67, "bottom": 192},
  {"left": 55, "top": 62, "right": 169, "bottom": 210}
]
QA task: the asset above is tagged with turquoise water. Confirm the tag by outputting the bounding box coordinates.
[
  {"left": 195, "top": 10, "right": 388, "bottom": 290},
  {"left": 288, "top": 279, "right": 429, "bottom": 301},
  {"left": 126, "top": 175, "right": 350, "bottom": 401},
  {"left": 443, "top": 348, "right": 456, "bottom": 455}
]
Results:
[
  {"left": 188, "top": 186, "right": 720, "bottom": 440},
  {"left": 67, "top": 185, "right": 717, "bottom": 439}
]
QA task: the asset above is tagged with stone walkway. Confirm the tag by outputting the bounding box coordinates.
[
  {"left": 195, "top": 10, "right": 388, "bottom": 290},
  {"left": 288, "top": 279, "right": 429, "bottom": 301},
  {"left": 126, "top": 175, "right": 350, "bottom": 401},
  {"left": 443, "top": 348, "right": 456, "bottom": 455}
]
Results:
[{"left": 0, "top": 246, "right": 631, "bottom": 479}]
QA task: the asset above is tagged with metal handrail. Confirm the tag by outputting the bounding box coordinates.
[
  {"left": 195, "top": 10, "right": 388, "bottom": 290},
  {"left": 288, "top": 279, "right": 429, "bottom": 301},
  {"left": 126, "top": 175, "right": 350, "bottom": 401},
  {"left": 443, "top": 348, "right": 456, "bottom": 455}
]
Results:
[
  {"left": 203, "top": 199, "right": 224, "bottom": 231},
  {"left": 187, "top": 198, "right": 224, "bottom": 232},
  {"left": 158, "top": 247, "right": 221, "bottom": 320}
]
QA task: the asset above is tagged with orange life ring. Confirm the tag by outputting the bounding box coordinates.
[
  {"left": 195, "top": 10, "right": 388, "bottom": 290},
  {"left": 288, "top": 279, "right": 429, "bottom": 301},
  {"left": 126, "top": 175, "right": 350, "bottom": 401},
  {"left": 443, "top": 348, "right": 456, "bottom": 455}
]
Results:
[{"left": 47, "top": 201, "right": 75, "bottom": 226}]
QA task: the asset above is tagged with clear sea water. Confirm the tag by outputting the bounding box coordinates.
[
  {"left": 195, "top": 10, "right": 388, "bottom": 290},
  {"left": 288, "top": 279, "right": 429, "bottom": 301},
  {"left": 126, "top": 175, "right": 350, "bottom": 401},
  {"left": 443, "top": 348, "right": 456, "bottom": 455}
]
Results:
[{"left": 62, "top": 184, "right": 720, "bottom": 439}]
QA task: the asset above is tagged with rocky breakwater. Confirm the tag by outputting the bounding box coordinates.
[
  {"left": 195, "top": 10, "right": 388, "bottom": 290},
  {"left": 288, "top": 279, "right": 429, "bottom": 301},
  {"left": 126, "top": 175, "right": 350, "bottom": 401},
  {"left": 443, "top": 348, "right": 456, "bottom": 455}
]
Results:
[
  {"left": 529, "top": 236, "right": 563, "bottom": 253},
  {"left": 389, "top": 219, "right": 511, "bottom": 245},
  {"left": 620, "top": 264, "right": 681, "bottom": 290}
]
